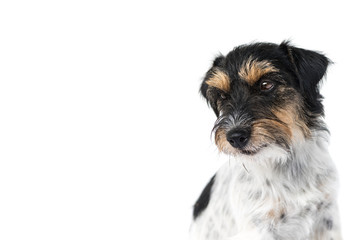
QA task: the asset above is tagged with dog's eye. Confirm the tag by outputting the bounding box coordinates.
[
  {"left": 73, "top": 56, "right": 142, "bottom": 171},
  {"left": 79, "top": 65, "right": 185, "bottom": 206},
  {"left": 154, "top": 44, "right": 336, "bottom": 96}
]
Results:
[
  {"left": 220, "top": 93, "right": 227, "bottom": 100},
  {"left": 260, "top": 80, "right": 275, "bottom": 92}
]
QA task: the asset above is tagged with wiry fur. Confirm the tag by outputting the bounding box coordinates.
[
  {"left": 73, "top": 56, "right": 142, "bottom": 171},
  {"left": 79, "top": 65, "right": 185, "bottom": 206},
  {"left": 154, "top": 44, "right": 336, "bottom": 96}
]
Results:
[{"left": 191, "top": 42, "right": 341, "bottom": 240}]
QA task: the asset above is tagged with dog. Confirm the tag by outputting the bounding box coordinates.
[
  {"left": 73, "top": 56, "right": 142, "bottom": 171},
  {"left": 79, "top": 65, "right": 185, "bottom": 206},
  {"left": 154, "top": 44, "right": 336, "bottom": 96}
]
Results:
[{"left": 190, "top": 42, "right": 342, "bottom": 240}]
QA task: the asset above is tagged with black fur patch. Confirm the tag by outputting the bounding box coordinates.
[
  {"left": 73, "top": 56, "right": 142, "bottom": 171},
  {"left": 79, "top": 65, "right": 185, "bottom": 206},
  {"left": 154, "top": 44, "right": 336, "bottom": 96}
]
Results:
[
  {"left": 324, "top": 218, "right": 333, "bottom": 230},
  {"left": 279, "top": 41, "right": 330, "bottom": 116},
  {"left": 193, "top": 175, "right": 216, "bottom": 219}
]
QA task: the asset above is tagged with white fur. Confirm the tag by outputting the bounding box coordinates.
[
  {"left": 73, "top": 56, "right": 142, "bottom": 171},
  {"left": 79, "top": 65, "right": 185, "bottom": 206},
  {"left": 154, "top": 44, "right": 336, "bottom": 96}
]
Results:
[{"left": 190, "top": 130, "right": 342, "bottom": 240}]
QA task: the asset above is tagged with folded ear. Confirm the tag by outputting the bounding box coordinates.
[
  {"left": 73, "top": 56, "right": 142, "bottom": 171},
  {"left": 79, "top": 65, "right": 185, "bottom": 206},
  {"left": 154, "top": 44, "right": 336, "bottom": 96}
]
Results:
[
  {"left": 200, "top": 55, "right": 226, "bottom": 117},
  {"left": 280, "top": 41, "right": 331, "bottom": 115}
]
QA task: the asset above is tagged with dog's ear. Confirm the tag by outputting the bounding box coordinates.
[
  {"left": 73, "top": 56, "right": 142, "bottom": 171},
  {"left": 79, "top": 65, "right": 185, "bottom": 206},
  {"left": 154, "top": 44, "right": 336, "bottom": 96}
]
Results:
[
  {"left": 280, "top": 41, "right": 330, "bottom": 115},
  {"left": 200, "top": 55, "right": 226, "bottom": 117}
]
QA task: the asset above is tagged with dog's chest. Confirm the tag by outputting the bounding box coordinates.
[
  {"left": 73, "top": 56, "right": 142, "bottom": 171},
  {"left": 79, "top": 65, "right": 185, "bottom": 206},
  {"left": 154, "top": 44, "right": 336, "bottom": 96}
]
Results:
[{"left": 190, "top": 162, "right": 328, "bottom": 240}]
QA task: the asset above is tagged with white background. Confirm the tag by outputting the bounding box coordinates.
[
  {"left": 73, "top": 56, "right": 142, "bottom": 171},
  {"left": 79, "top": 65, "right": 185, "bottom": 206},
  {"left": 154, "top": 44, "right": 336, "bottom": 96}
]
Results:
[{"left": 0, "top": 0, "right": 359, "bottom": 239}]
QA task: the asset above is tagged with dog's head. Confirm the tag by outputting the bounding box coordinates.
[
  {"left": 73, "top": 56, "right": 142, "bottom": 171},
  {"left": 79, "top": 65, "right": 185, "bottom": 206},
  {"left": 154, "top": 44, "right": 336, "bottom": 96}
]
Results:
[{"left": 200, "top": 42, "right": 330, "bottom": 157}]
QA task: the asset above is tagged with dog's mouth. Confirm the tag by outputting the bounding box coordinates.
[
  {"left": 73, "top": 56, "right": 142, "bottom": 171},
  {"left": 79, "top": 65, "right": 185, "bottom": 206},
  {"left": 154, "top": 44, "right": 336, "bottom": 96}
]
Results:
[{"left": 239, "top": 144, "right": 268, "bottom": 155}]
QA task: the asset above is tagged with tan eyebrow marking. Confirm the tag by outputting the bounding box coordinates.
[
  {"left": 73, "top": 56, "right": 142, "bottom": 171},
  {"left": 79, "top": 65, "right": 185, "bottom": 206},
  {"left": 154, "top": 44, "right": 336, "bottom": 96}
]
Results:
[
  {"left": 238, "top": 56, "right": 279, "bottom": 85},
  {"left": 205, "top": 70, "right": 231, "bottom": 92}
]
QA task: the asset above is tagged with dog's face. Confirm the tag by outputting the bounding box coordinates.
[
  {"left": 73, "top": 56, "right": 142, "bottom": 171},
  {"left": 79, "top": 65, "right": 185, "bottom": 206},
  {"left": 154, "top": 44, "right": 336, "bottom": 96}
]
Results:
[{"left": 201, "top": 42, "right": 329, "bottom": 156}]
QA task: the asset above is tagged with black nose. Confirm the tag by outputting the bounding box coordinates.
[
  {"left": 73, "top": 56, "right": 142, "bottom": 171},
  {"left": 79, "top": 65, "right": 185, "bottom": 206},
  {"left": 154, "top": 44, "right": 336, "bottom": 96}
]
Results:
[{"left": 226, "top": 129, "right": 250, "bottom": 149}]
